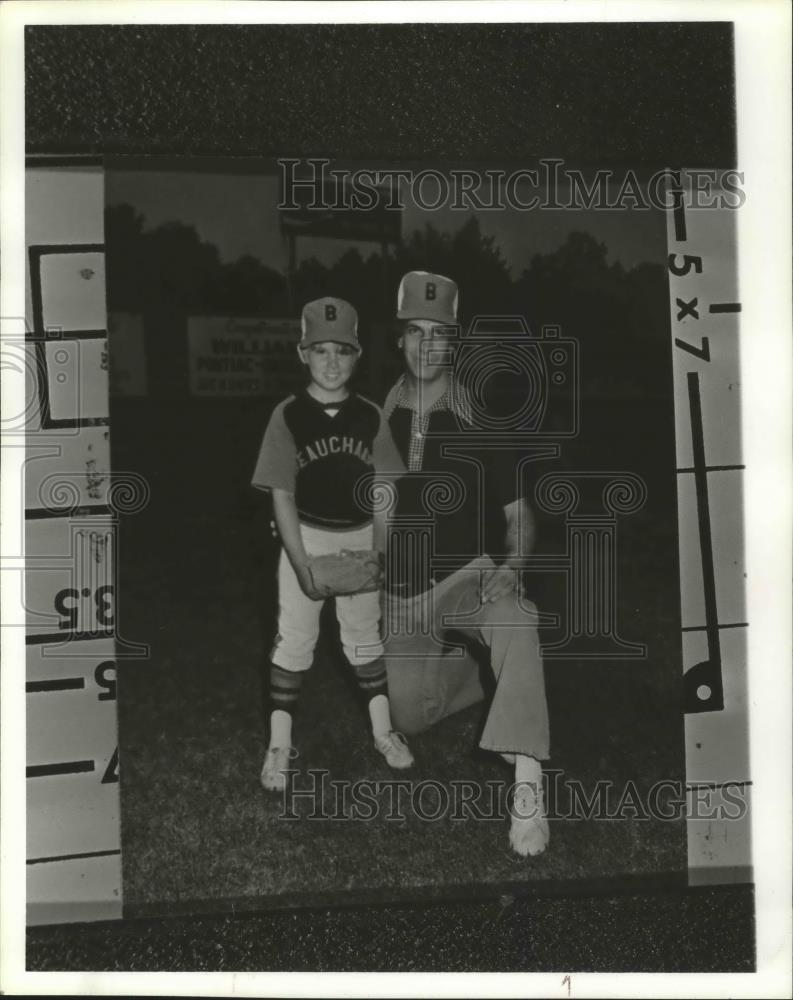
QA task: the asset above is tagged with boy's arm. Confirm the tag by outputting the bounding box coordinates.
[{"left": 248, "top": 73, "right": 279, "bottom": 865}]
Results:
[
  {"left": 253, "top": 400, "right": 327, "bottom": 599},
  {"left": 272, "top": 488, "right": 329, "bottom": 601}
]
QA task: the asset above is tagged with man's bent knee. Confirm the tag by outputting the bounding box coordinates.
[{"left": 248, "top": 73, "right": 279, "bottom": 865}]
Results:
[
  {"left": 484, "top": 592, "right": 540, "bottom": 625},
  {"left": 385, "top": 662, "right": 430, "bottom": 735}
]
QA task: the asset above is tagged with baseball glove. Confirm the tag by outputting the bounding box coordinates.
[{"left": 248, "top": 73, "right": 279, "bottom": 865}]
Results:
[{"left": 307, "top": 549, "right": 382, "bottom": 596}]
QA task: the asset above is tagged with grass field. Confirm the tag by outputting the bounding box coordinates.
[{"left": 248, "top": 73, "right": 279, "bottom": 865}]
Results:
[{"left": 114, "top": 396, "right": 687, "bottom": 912}]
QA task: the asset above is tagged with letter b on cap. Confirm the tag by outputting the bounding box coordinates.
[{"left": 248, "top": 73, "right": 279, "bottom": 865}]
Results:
[
  {"left": 425, "top": 282, "right": 436, "bottom": 301},
  {"left": 325, "top": 304, "right": 337, "bottom": 321}
]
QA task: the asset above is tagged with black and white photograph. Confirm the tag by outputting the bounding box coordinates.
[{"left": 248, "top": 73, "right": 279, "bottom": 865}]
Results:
[{"left": 1, "top": 2, "right": 790, "bottom": 995}]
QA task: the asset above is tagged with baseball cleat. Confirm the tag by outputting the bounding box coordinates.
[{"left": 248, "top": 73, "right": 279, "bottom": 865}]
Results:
[
  {"left": 374, "top": 730, "right": 415, "bottom": 770},
  {"left": 260, "top": 746, "right": 294, "bottom": 792},
  {"left": 509, "top": 780, "right": 550, "bottom": 857}
]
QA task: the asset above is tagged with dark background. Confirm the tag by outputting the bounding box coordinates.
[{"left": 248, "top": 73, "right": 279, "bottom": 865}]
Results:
[
  {"left": 25, "top": 20, "right": 753, "bottom": 973},
  {"left": 26, "top": 23, "right": 736, "bottom": 166}
]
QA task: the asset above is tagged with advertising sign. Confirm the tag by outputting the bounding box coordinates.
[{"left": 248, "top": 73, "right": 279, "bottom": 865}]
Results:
[{"left": 188, "top": 316, "right": 302, "bottom": 397}]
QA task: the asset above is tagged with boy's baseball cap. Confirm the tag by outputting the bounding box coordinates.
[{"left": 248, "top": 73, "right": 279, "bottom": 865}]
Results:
[
  {"left": 300, "top": 297, "right": 360, "bottom": 349},
  {"left": 397, "top": 271, "right": 458, "bottom": 327}
]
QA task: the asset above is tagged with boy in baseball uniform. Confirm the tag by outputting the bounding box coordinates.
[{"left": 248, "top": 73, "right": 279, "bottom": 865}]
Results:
[{"left": 252, "top": 296, "right": 414, "bottom": 792}]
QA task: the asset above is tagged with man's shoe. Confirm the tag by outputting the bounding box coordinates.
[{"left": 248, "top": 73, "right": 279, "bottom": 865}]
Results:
[
  {"left": 509, "top": 780, "right": 549, "bottom": 857},
  {"left": 374, "top": 731, "right": 415, "bottom": 770},
  {"left": 260, "top": 746, "right": 293, "bottom": 792}
]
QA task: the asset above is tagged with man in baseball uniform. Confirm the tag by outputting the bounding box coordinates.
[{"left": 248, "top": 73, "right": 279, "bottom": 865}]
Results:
[{"left": 382, "top": 271, "right": 551, "bottom": 857}]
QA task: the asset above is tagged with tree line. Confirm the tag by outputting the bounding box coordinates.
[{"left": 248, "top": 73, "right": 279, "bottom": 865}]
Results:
[{"left": 105, "top": 203, "right": 671, "bottom": 398}]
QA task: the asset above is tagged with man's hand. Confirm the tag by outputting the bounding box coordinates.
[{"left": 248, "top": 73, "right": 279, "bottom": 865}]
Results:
[
  {"left": 479, "top": 563, "right": 522, "bottom": 604},
  {"left": 480, "top": 497, "right": 534, "bottom": 604}
]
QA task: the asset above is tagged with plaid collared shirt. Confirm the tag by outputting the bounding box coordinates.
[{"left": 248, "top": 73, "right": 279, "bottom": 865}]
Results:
[{"left": 384, "top": 376, "right": 474, "bottom": 471}]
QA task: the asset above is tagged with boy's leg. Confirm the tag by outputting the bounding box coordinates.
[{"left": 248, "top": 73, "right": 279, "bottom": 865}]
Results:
[
  {"left": 335, "top": 588, "right": 384, "bottom": 673},
  {"left": 335, "top": 588, "right": 388, "bottom": 712},
  {"left": 316, "top": 522, "right": 389, "bottom": 718},
  {"left": 336, "top": 589, "right": 414, "bottom": 768},
  {"left": 262, "top": 547, "right": 323, "bottom": 770},
  {"left": 261, "top": 546, "right": 325, "bottom": 791},
  {"left": 270, "top": 545, "right": 323, "bottom": 675}
]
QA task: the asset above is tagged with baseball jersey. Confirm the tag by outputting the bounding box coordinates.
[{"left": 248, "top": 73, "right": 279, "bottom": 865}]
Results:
[{"left": 252, "top": 389, "right": 405, "bottom": 529}]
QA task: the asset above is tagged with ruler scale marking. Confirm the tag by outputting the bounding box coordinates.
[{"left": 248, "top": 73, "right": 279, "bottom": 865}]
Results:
[
  {"left": 681, "top": 622, "right": 748, "bottom": 633},
  {"left": 26, "top": 677, "right": 85, "bottom": 693},
  {"left": 27, "top": 759, "right": 96, "bottom": 778},
  {"left": 27, "top": 848, "right": 121, "bottom": 866},
  {"left": 686, "top": 371, "right": 725, "bottom": 708},
  {"left": 671, "top": 173, "right": 687, "bottom": 242},
  {"left": 677, "top": 464, "right": 745, "bottom": 473}
]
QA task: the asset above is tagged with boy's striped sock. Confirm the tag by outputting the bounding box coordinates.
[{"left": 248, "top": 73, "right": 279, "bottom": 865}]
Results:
[
  {"left": 352, "top": 657, "right": 391, "bottom": 737},
  {"left": 269, "top": 662, "right": 305, "bottom": 715},
  {"left": 352, "top": 656, "right": 389, "bottom": 702},
  {"left": 268, "top": 663, "right": 305, "bottom": 749}
]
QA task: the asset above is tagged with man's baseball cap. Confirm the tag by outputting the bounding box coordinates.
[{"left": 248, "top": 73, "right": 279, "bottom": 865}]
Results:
[
  {"left": 300, "top": 297, "right": 360, "bottom": 349},
  {"left": 397, "top": 271, "right": 458, "bottom": 327}
]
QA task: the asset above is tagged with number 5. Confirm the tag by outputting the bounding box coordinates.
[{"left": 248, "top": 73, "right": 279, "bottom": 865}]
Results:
[{"left": 668, "top": 254, "right": 703, "bottom": 276}]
